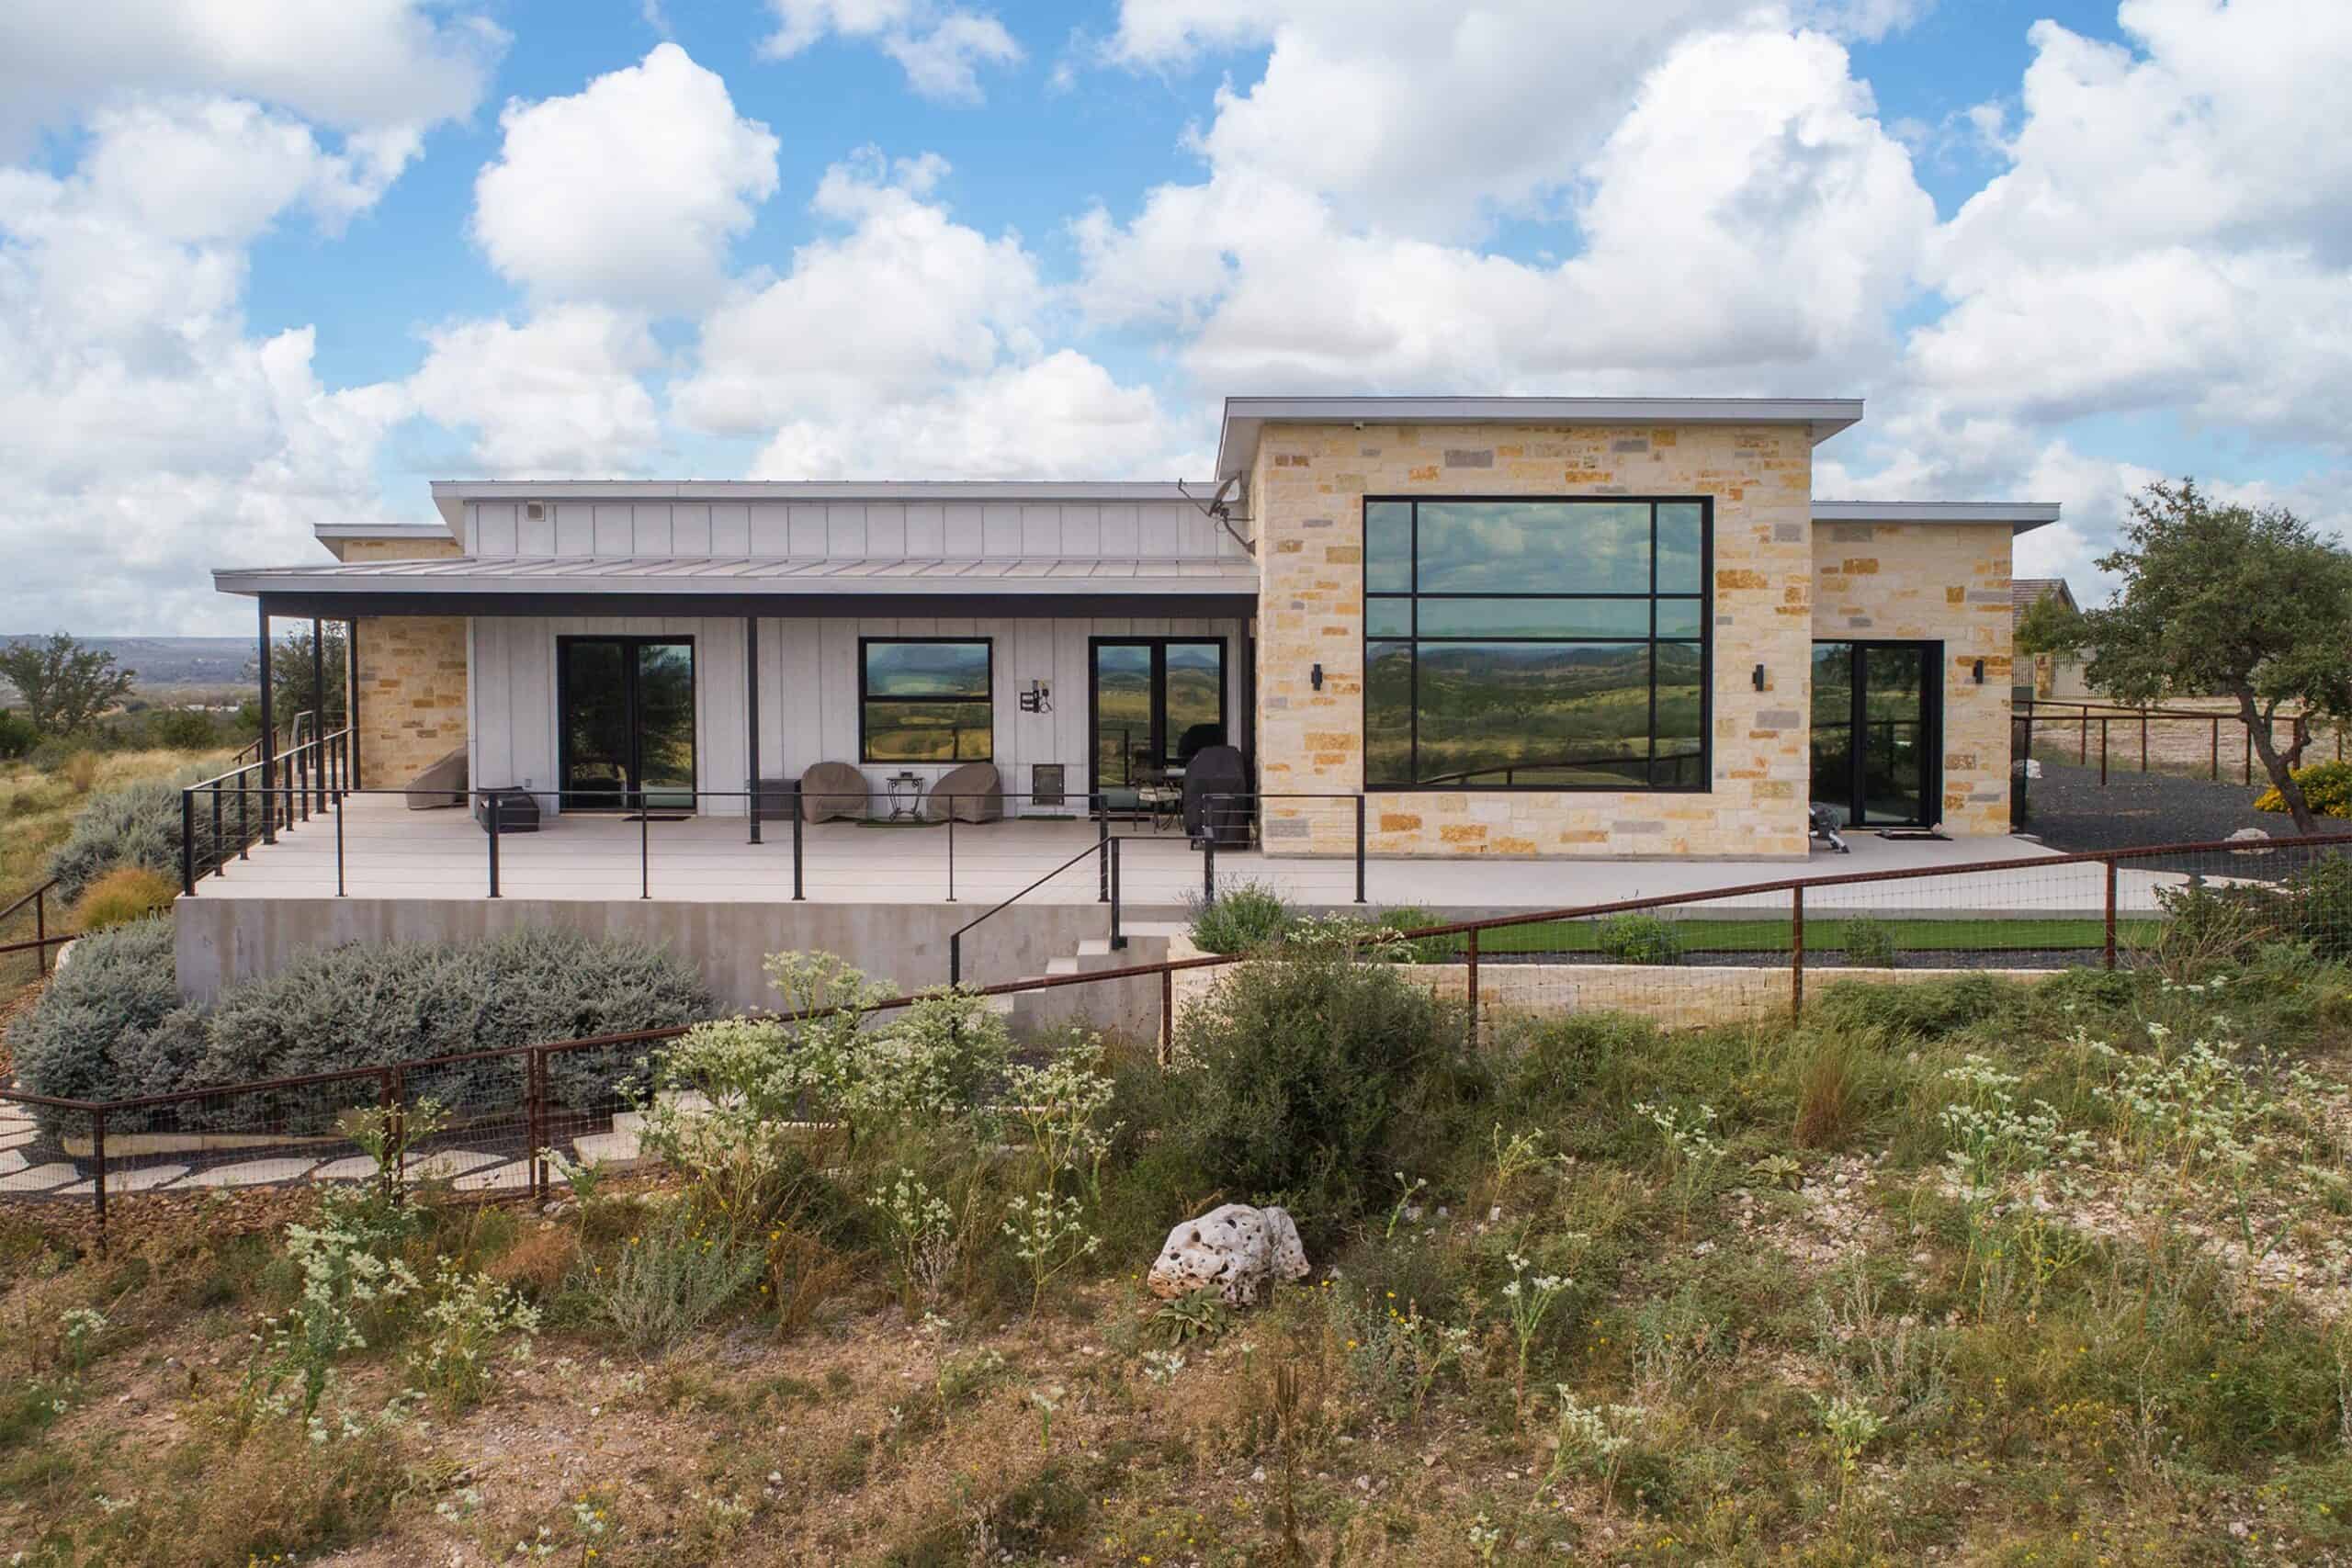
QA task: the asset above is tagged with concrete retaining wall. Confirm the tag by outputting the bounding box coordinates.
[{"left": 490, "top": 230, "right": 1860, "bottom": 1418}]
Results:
[{"left": 175, "top": 896, "right": 1131, "bottom": 1016}]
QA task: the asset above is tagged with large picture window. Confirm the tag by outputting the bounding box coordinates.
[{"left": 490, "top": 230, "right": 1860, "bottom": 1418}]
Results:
[
  {"left": 1363, "top": 498, "right": 1710, "bottom": 790},
  {"left": 860, "top": 638, "right": 994, "bottom": 762}
]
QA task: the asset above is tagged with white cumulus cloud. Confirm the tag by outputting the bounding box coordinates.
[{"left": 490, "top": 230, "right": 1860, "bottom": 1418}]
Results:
[{"left": 761, "top": 0, "right": 1022, "bottom": 103}]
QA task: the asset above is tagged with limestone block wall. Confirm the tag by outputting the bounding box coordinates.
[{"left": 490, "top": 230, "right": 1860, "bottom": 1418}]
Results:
[
  {"left": 1251, "top": 422, "right": 1818, "bottom": 859},
  {"left": 1812, "top": 523, "right": 2013, "bottom": 836},
  {"left": 337, "top": 537, "right": 469, "bottom": 791}
]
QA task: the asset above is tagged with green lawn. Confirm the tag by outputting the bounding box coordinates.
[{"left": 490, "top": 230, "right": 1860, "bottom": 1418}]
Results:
[{"left": 1452, "top": 913, "right": 2161, "bottom": 956}]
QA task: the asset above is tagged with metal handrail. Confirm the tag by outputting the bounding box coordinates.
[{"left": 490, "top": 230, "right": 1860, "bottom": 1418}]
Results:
[
  {"left": 1199, "top": 791, "right": 1367, "bottom": 904},
  {"left": 948, "top": 821, "right": 1124, "bottom": 987}
]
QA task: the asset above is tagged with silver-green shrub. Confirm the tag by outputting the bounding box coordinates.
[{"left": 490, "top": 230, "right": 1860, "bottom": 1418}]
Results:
[
  {"left": 45, "top": 762, "right": 223, "bottom": 902},
  {"left": 6, "top": 919, "right": 207, "bottom": 1128}
]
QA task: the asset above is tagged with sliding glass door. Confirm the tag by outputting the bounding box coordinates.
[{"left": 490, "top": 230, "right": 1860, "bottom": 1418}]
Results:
[
  {"left": 1810, "top": 640, "right": 1938, "bottom": 828},
  {"left": 559, "top": 637, "right": 695, "bottom": 811},
  {"left": 1089, "top": 638, "right": 1226, "bottom": 803}
]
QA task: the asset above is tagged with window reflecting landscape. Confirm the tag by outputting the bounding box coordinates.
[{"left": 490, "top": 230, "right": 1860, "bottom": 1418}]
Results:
[
  {"left": 1363, "top": 498, "right": 1709, "bottom": 790},
  {"left": 862, "top": 640, "right": 992, "bottom": 761}
]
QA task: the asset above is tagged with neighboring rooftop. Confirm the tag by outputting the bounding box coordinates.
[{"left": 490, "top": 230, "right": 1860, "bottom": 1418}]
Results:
[{"left": 2013, "top": 576, "right": 2080, "bottom": 626}]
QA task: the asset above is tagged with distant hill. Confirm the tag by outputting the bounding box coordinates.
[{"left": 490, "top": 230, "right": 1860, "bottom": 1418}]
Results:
[{"left": 0, "top": 636, "right": 253, "bottom": 704}]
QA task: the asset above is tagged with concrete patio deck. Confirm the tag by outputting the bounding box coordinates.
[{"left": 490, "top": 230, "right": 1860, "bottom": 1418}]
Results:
[{"left": 186, "top": 794, "right": 2120, "bottom": 916}]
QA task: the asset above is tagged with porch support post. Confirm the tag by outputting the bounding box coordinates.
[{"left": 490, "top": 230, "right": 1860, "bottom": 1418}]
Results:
[
  {"left": 346, "top": 618, "right": 362, "bottom": 790},
  {"left": 744, "top": 615, "right": 762, "bottom": 845},
  {"left": 257, "top": 600, "right": 276, "bottom": 845},
  {"left": 311, "top": 617, "right": 326, "bottom": 814}
]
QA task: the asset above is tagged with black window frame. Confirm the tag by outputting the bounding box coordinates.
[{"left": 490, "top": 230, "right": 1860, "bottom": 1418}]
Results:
[
  {"left": 858, "top": 637, "right": 996, "bottom": 764},
  {"left": 1361, "top": 494, "right": 1713, "bottom": 794},
  {"left": 555, "top": 634, "right": 699, "bottom": 812}
]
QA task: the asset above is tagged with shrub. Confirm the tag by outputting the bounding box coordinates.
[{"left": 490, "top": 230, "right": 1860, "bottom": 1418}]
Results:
[
  {"left": 200, "top": 926, "right": 712, "bottom": 1122},
  {"left": 60, "top": 750, "right": 99, "bottom": 794},
  {"left": 0, "top": 707, "right": 34, "bottom": 760},
  {"left": 7, "top": 919, "right": 208, "bottom": 1126},
  {"left": 1186, "top": 881, "right": 1295, "bottom": 953},
  {"left": 1597, "top": 912, "right": 1683, "bottom": 965},
  {"left": 1374, "top": 905, "right": 1458, "bottom": 964},
  {"left": 591, "top": 1200, "right": 764, "bottom": 1355},
  {"left": 2152, "top": 875, "right": 2289, "bottom": 973},
  {"left": 2254, "top": 759, "right": 2352, "bottom": 818},
  {"left": 44, "top": 762, "right": 224, "bottom": 901},
  {"left": 1839, "top": 915, "right": 1898, "bottom": 968},
  {"left": 1170, "top": 940, "right": 1470, "bottom": 1223},
  {"left": 148, "top": 706, "right": 221, "bottom": 750},
  {"left": 68, "top": 866, "right": 177, "bottom": 932}
]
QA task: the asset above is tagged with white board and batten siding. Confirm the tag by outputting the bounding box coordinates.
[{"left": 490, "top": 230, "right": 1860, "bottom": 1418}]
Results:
[
  {"left": 469, "top": 614, "right": 1250, "bottom": 818},
  {"left": 463, "top": 498, "right": 1250, "bottom": 563}
]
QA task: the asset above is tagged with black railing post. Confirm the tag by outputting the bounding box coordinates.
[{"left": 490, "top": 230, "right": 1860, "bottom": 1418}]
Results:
[
  {"left": 1203, "top": 828, "right": 1216, "bottom": 906},
  {"left": 640, "top": 804, "right": 650, "bottom": 900},
  {"left": 334, "top": 791, "right": 345, "bottom": 898},
  {"left": 745, "top": 615, "right": 763, "bottom": 847},
  {"left": 1110, "top": 835, "right": 1125, "bottom": 950},
  {"left": 950, "top": 932, "right": 961, "bottom": 988},
  {"left": 180, "top": 788, "right": 196, "bottom": 897},
  {"left": 35, "top": 886, "right": 47, "bottom": 976},
  {"left": 1097, "top": 801, "right": 1110, "bottom": 903},
  {"left": 1354, "top": 795, "right": 1367, "bottom": 904},
  {"left": 791, "top": 783, "right": 805, "bottom": 901},
  {"left": 486, "top": 793, "right": 501, "bottom": 898},
  {"left": 238, "top": 771, "right": 250, "bottom": 861},
  {"left": 209, "top": 786, "right": 223, "bottom": 880},
  {"left": 946, "top": 809, "right": 956, "bottom": 903}
]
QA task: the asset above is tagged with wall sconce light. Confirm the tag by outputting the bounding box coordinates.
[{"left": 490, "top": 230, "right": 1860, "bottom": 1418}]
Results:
[
  {"left": 1310, "top": 662, "right": 1325, "bottom": 692},
  {"left": 1751, "top": 663, "right": 1766, "bottom": 692},
  {"left": 1972, "top": 659, "right": 1985, "bottom": 685},
  {"left": 1018, "top": 679, "right": 1051, "bottom": 714}
]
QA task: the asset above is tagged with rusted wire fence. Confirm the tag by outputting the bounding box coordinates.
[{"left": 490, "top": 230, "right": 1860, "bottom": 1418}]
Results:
[
  {"left": 2018, "top": 698, "right": 2347, "bottom": 787},
  {"left": 8, "top": 830, "right": 2352, "bottom": 1242}
]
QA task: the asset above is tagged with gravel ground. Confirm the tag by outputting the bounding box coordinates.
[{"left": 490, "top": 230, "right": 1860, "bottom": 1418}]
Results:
[{"left": 2019, "top": 761, "right": 2352, "bottom": 863}]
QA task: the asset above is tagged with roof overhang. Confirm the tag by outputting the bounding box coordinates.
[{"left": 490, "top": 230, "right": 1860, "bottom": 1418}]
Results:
[
  {"left": 214, "top": 554, "right": 1262, "bottom": 620},
  {"left": 1216, "top": 395, "right": 1867, "bottom": 485},
  {"left": 427, "top": 479, "right": 1208, "bottom": 532},
  {"left": 1813, "top": 501, "right": 2064, "bottom": 536}
]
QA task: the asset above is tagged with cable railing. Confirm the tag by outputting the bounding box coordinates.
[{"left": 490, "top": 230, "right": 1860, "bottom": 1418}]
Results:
[{"left": 19, "top": 826, "right": 2352, "bottom": 1244}]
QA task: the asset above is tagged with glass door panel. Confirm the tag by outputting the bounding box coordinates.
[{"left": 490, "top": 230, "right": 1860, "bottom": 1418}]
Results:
[
  {"left": 1857, "top": 645, "right": 1927, "bottom": 825},
  {"left": 1808, "top": 642, "right": 1856, "bottom": 826},
  {"left": 634, "top": 642, "right": 697, "bottom": 810},
  {"left": 1092, "top": 644, "right": 1153, "bottom": 801},
  {"left": 1163, "top": 641, "right": 1226, "bottom": 766},
  {"left": 560, "top": 639, "right": 631, "bottom": 809},
  {"left": 559, "top": 637, "right": 695, "bottom": 811}
]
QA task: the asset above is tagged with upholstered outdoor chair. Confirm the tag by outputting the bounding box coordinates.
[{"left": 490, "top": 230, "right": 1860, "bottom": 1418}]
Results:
[
  {"left": 798, "top": 761, "right": 870, "bottom": 823},
  {"left": 925, "top": 761, "right": 1003, "bottom": 823}
]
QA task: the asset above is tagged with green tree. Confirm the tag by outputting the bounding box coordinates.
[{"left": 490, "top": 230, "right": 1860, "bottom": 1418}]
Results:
[
  {"left": 2038, "top": 479, "right": 2352, "bottom": 834},
  {"left": 2012, "top": 592, "right": 2086, "bottom": 663},
  {"left": 243, "top": 623, "right": 349, "bottom": 740},
  {"left": 0, "top": 633, "right": 136, "bottom": 736}
]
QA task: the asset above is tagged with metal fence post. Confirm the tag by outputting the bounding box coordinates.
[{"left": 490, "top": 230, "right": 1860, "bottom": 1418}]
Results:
[
  {"left": 526, "top": 1047, "right": 547, "bottom": 1203},
  {"left": 486, "top": 793, "right": 501, "bottom": 898},
  {"left": 1159, "top": 966, "right": 1174, "bottom": 1067},
  {"left": 1790, "top": 884, "right": 1805, "bottom": 1019},
  {"left": 1097, "top": 806, "right": 1110, "bottom": 904},
  {"left": 2099, "top": 720, "right": 2109, "bottom": 786},
  {"left": 34, "top": 886, "right": 47, "bottom": 976},
  {"left": 334, "top": 793, "right": 345, "bottom": 897},
  {"left": 949, "top": 933, "right": 961, "bottom": 989},
  {"left": 2103, "top": 858, "right": 2119, "bottom": 971},
  {"left": 946, "top": 811, "right": 956, "bottom": 904},
  {"left": 2141, "top": 711, "right": 2149, "bottom": 773},
  {"left": 2211, "top": 717, "right": 2220, "bottom": 780},
  {"left": 1354, "top": 795, "right": 1367, "bottom": 904},
  {"left": 89, "top": 1109, "right": 107, "bottom": 1251},
  {"left": 210, "top": 787, "right": 224, "bottom": 880},
  {"left": 2245, "top": 726, "right": 2254, "bottom": 785},
  {"left": 640, "top": 805, "right": 650, "bottom": 900},
  {"left": 791, "top": 783, "right": 805, "bottom": 901},
  {"left": 1464, "top": 927, "right": 1481, "bottom": 1048},
  {"left": 1202, "top": 832, "right": 1216, "bottom": 905}
]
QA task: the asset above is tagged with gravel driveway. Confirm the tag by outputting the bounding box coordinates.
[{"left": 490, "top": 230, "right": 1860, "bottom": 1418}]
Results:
[{"left": 2020, "top": 760, "right": 2352, "bottom": 866}]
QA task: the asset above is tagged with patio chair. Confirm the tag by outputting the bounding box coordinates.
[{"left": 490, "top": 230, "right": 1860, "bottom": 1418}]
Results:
[
  {"left": 404, "top": 745, "right": 467, "bottom": 809},
  {"left": 798, "top": 761, "right": 869, "bottom": 824},
  {"left": 926, "top": 761, "right": 1003, "bottom": 823}
]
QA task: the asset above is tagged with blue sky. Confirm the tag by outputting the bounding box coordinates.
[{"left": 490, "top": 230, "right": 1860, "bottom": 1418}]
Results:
[{"left": 2, "top": 0, "right": 2346, "bottom": 632}]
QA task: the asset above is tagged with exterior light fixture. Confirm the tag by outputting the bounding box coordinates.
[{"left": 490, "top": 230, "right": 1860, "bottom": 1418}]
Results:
[
  {"left": 1752, "top": 663, "right": 1766, "bottom": 691},
  {"left": 1311, "top": 662, "right": 1325, "bottom": 692},
  {"left": 1972, "top": 659, "right": 1985, "bottom": 684}
]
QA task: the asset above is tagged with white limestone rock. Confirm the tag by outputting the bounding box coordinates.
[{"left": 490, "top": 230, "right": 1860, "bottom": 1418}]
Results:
[{"left": 1147, "top": 1203, "right": 1309, "bottom": 1306}]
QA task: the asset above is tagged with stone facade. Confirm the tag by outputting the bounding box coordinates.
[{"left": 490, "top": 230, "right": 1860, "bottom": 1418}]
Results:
[
  {"left": 1811, "top": 523, "right": 2013, "bottom": 836},
  {"left": 336, "top": 536, "right": 469, "bottom": 791},
  {"left": 1251, "top": 422, "right": 1818, "bottom": 858}
]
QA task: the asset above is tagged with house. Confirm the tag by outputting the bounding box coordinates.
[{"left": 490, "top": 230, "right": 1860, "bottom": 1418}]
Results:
[
  {"left": 2012, "top": 577, "right": 2094, "bottom": 701},
  {"left": 190, "top": 395, "right": 2059, "bottom": 1006}
]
